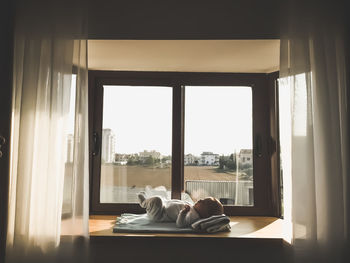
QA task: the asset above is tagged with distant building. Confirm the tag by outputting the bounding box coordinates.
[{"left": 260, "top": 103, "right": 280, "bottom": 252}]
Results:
[
  {"left": 239, "top": 149, "right": 253, "bottom": 166},
  {"left": 115, "top": 160, "right": 127, "bottom": 165},
  {"left": 184, "top": 154, "right": 198, "bottom": 165},
  {"left": 66, "top": 134, "right": 74, "bottom": 163},
  {"left": 114, "top": 153, "right": 129, "bottom": 165},
  {"left": 102, "top": 129, "right": 116, "bottom": 163},
  {"left": 200, "top": 152, "right": 219, "bottom": 166},
  {"left": 139, "top": 150, "right": 161, "bottom": 160}
]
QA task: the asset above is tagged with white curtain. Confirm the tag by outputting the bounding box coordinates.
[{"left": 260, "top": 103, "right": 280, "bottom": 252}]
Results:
[
  {"left": 279, "top": 0, "right": 349, "bottom": 262},
  {"left": 6, "top": 0, "right": 89, "bottom": 262}
]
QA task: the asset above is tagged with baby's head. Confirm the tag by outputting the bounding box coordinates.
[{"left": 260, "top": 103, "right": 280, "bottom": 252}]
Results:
[{"left": 193, "top": 197, "right": 224, "bottom": 218}]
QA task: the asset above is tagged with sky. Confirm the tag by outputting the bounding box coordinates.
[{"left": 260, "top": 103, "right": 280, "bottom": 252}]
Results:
[{"left": 103, "top": 85, "right": 252, "bottom": 156}]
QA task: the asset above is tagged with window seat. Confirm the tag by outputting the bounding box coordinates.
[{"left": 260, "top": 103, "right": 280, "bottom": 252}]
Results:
[
  {"left": 89, "top": 215, "right": 285, "bottom": 241},
  {"left": 89, "top": 215, "right": 290, "bottom": 263}
]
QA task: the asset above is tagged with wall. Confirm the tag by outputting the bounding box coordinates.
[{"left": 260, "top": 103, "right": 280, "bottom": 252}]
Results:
[
  {"left": 0, "top": 0, "right": 14, "bottom": 262},
  {"left": 88, "top": 0, "right": 281, "bottom": 39}
]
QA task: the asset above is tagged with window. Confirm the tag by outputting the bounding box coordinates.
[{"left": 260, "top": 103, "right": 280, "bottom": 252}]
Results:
[
  {"left": 63, "top": 74, "right": 77, "bottom": 217},
  {"left": 100, "top": 85, "right": 172, "bottom": 204},
  {"left": 184, "top": 86, "right": 253, "bottom": 207},
  {"left": 90, "top": 71, "right": 279, "bottom": 216}
]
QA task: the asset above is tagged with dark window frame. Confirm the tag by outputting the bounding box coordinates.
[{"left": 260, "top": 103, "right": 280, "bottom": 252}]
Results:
[{"left": 89, "top": 70, "right": 280, "bottom": 216}]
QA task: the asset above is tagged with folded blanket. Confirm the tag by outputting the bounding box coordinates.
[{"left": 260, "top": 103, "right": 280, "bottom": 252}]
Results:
[
  {"left": 191, "top": 214, "right": 231, "bottom": 233},
  {"left": 114, "top": 213, "right": 194, "bottom": 233},
  {"left": 114, "top": 213, "right": 231, "bottom": 234}
]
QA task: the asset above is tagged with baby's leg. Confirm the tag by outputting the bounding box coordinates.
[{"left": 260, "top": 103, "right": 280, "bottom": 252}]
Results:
[
  {"left": 137, "top": 191, "right": 147, "bottom": 208},
  {"left": 137, "top": 193, "right": 164, "bottom": 221}
]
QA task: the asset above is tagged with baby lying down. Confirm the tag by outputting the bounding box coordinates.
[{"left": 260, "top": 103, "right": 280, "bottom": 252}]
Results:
[{"left": 137, "top": 192, "right": 224, "bottom": 228}]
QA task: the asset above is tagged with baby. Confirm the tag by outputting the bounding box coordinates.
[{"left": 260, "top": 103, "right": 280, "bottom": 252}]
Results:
[{"left": 137, "top": 192, "right": 224, "bottom": 228}]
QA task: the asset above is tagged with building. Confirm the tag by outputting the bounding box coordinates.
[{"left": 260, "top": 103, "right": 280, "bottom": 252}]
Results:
[
  {"left": 200, "top": 152, "right": 219, "bottom": 166},
  {"left": 101, "top": 129, "right": 116, "bottom": 163},
  {"left": 139, "top": 150, "right": 161, "bottom": 160},
  {"left": 184, "top": 154, "right": 198, "bottom": 165},
  {"left": 239, "top": 149, "right": 253, "bottom": 166},
  {"left": 114, "top": 153, "right": 129, "bottom": 165}
]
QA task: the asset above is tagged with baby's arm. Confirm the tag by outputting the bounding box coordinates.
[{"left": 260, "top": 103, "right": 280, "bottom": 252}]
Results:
[{"left": 176, "top": 205, "right": 190, "bottom": 227}]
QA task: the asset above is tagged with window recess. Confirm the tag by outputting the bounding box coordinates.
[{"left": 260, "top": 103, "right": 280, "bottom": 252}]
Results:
[{"left": 89, "top": 71, "right": 279, "bottom": 216}]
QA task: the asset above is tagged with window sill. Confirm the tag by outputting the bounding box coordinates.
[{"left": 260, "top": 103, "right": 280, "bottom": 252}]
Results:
[
  {"left": 89, "top": 215, "right": 287, "bottom": 244},
  {"left": 88, "top": 215, "right": 291, "bottom": 262}
]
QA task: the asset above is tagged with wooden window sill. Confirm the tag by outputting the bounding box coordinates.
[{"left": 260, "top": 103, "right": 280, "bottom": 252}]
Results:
[{"left": 89, "top": 215, "right": 286, "bottom": 243}]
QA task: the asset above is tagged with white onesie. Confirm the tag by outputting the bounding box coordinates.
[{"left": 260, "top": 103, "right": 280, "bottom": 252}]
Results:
[{"left": 137, "top": 192, "right": 201, "bottom": 228}]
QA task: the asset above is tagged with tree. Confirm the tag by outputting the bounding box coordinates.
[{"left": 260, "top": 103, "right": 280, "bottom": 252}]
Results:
[
  {"left": 226, "top": 159, "right": 236, "bottom": 170},
  {"left": 127, "top": 158, "right": 134, "bottom": 165},
  {"left": 127, "top": 156, "right": 141, "bottom": 165},
  {"left": 230, "top": 153, "right": 234, "bottom": 161},
  {"left": 219, "top": 155, "right": 226, "bottom": 169},
  {"left": 144, "top": 156, "right": 154, "bottom": 166},
  {"left": 219, "top": 155, "right": 236, "bottom": 170}
]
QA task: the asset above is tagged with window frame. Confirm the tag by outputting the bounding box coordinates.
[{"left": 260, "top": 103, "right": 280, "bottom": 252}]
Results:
[{"left": 89, "top": 70, "right": 280, "bottom": 216}]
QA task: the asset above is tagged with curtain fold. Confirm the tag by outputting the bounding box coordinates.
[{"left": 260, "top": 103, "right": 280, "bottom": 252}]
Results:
[
  {"left": 280, "top": 0, "right": 349, "bottom": 262},
  {"left": 6, "top": 1, "right": 89, "bottom": 262}
]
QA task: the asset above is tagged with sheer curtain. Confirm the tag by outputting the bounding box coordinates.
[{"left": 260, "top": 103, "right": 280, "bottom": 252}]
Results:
[
  {"left": 6, "top": 1, "right": 89, "bottom": 262},
  {"left": 280, "top": 0, "right": 349, "bottom": 262}
]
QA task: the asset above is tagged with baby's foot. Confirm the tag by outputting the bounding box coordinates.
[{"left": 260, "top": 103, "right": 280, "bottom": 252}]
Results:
[{"left": 137, "top": 191, "right": 147, "bottom": 208}]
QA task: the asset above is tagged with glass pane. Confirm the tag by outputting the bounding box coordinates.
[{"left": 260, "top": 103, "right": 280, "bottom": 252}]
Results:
[
  {"left": 184, "top": 86, "right": 253, "bottom": 206},
  {"left": 100, "top": 86, "right": 172, "bottom": 203},
  {"left": 63, "top": 74, "right": 77, "bottom": 215},
  {"left": 278, "top": 76, "right": 295, "bottom": 219}
]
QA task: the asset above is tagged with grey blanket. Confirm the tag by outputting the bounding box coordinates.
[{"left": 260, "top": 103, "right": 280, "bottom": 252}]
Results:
[
  {"left": 192, "top": 214, "right": 231, "bottom": 233},
  {"left": 113, "top": 213, "right": 194, "bottom": 233},
  {"left": 113, "top": 213, "right": 231, "bottom": 233}
]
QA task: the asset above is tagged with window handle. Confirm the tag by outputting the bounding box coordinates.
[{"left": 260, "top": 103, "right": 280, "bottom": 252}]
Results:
[
  {"left": 255, "top": 135, "right": 263, "bottom": 158},
  {"left": 92, "top": 132, "right": 100, "bottom": 156}
]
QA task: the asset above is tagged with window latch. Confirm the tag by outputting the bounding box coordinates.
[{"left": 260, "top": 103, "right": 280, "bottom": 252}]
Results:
[{"left": 92, "top": 132, "right": 100, "bottom": 156}]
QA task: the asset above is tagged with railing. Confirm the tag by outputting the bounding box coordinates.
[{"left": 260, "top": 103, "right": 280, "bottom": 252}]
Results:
[{"left": 185, "top": 180, "right": 253, "bottom": 206}]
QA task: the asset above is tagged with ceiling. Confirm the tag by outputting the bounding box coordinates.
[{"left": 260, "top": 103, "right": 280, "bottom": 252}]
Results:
[{"left": 88, "top": 40, "right": 280, "bottom": 73}]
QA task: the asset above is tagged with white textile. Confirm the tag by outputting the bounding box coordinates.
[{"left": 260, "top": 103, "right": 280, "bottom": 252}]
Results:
[
  {"left": 280, "top": 0, "right": 349, "bottom": 262},
  {"left": 6, "top": 0, "right": 89, "bottom": 262}
]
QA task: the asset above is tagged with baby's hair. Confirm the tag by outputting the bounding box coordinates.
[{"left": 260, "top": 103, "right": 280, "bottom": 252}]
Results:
[
  {"left": 194, "top": 197, "right": 224, "bottom": 218},
  {"left": 207, "top": 197, "right": 224, "bottom": 216}
]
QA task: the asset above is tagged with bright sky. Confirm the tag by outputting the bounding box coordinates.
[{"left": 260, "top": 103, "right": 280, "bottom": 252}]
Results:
[
  {"left": 103, "top": 85, "right": 252, "bottom": 156},
  {"left": 185, "top": 86, "right": 252, "bottom": 155},
  {"left": 103, "top": 86, "right": 172, "bottom": 155}
]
